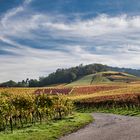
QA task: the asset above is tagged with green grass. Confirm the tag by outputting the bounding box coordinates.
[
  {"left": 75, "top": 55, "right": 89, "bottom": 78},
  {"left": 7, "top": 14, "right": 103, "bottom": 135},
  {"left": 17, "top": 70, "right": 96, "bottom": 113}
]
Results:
[
  {"left": 67, "top": 71, "right": 140, "bottom": 86},
  {"left": 0, "top": 113, "right": 93, "bottom": 140},
  {"left": 77, "top": 106, "right": 140, "bottom": 116},
  {"left": 68, "top": 74, "right": 96, "bottom": 86},
  {"left": 67, "top": 73, "right": 110, "bottom": 86}
]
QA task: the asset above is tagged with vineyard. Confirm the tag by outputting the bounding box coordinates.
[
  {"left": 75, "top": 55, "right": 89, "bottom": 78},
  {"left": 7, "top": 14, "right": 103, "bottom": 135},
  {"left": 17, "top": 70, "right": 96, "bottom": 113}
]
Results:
[
  {"left": 71, "top": 85, "right": 124, "bottom": 95},
  {"left": 34, "top": 87, "right": 73, "bottom": 95},
  {"left": 69, "top": 84, "right": 140, "bottom": 108},
  {"left": 1, "top": 83, "right": 140, "bottom": 132},
  {"left": 75, "top": 93, "right": 140, "bottom": 108},
  {"left": 0, "top": 85, "right": 124, "bottom": 95},
  {"left": 0, "top": 92, "right": 73, "bottom": 132}
]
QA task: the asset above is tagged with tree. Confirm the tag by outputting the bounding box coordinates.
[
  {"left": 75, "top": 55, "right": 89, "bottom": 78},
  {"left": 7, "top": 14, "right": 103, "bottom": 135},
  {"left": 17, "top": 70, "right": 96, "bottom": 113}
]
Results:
[
  {"left": 29, "top": 79, "right": 39, "bottom": 87},
  {"left": 70, "top": 72, "right": 77, "bottom": 81},
  {"left": 0, "top": 80, "right": 17, "bottom": 87}
]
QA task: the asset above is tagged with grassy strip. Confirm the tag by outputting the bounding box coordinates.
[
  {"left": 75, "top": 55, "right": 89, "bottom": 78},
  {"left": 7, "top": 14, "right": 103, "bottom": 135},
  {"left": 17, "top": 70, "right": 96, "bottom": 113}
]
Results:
[
  {"left": 77, "top": 106, "right": 140, "bottom": 116},
  {"left": 0, "top": 113, "right": 93, "bottom": 140}
]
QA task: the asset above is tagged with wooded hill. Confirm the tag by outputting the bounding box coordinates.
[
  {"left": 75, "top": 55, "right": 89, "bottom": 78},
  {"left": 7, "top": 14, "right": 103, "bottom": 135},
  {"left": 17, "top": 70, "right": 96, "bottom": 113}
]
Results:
[{"left": 1, "top": 63, "right": 140, "bottom": 87}]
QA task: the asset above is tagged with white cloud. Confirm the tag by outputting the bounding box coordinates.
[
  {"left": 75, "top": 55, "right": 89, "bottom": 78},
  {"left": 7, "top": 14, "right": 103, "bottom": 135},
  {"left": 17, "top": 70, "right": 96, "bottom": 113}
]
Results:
[
  {"left": 0, "top": 40, "right": 140, "bottom": 82},
  {"left": 0, "top": 1, "right": 140, "bottom": 82}
]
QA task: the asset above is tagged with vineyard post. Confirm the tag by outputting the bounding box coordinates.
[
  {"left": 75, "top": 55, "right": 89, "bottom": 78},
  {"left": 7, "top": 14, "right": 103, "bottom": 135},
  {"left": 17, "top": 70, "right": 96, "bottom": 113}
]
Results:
[{"left": 9, "top": 117, "right": 13, "bottom": 132}]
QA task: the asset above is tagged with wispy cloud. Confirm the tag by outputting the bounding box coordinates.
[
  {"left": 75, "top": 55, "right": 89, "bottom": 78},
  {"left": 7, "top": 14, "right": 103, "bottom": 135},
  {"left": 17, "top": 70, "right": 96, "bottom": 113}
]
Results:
[{"left": 0, "top": 0, "right": 140, "bottom": 82}]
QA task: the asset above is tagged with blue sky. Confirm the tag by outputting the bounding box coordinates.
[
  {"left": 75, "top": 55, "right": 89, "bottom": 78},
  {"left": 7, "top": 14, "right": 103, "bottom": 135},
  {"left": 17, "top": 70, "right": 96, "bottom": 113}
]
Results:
[{"left": 0, "top": 0, "right": 140, "bottom": 82}]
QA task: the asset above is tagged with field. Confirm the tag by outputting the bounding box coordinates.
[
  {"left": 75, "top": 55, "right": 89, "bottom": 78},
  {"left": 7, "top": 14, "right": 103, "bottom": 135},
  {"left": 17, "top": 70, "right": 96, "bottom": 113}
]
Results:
[
  {"left": 68, "top": 71, "right": 140, "bottom": 86},
  {"left": 1, "top": 83, "right": 140, "bottom": 98},
  {"left": 0, "top": 87, "right": 93, "bottom": 139},
  {"left": 1, "top": 83, "right": 140, "bottom": 107},
  {"left": 1, "top": 81, "right": 140, "bottom": 139},
  {"left": 0, "top": 91, "right": 74, "bottom": 132}
]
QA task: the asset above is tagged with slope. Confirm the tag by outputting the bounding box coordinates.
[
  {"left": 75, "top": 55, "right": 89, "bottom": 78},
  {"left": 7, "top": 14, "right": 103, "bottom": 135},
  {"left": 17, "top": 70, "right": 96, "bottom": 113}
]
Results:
[{"left": 68, "top": 71, "right": 140, "bottom": 86}]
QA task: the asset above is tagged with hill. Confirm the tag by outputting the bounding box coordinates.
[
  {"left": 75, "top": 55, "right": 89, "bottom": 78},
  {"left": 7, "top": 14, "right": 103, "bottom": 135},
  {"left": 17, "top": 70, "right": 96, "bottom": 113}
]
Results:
[
  {"left": 68, "top": 71, "right": 140, "bottom": 86},
  {"left": 37, "top": 64, "right": 140, "bottom": 87},
  {"left": 1, "top": 63, "right": 140, "bottom": 87}
]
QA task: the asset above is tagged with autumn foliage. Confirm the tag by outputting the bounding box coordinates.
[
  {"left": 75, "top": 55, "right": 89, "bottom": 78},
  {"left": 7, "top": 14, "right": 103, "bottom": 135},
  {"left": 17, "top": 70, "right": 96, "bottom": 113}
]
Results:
[{"left": 0, "top": 92, "right": 73, "bottom": 132}]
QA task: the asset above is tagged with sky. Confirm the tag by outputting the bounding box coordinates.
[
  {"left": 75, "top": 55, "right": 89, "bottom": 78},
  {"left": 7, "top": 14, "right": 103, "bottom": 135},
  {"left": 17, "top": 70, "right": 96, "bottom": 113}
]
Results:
[{"left": 0, "top": 0, "right": 140, "bottom": 82}]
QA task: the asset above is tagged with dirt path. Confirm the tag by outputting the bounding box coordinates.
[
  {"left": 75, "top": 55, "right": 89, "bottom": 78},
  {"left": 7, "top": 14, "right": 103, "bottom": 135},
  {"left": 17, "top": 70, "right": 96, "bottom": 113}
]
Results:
[{"left": 60, "top": 113, "right": 140, "bottom": 140}]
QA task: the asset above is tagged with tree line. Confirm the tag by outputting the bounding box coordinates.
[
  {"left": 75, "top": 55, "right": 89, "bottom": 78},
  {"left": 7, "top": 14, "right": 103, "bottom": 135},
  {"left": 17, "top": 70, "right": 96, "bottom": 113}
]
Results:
[{"left": 1, "top": 63, "right": 140, "bottom": 87}]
